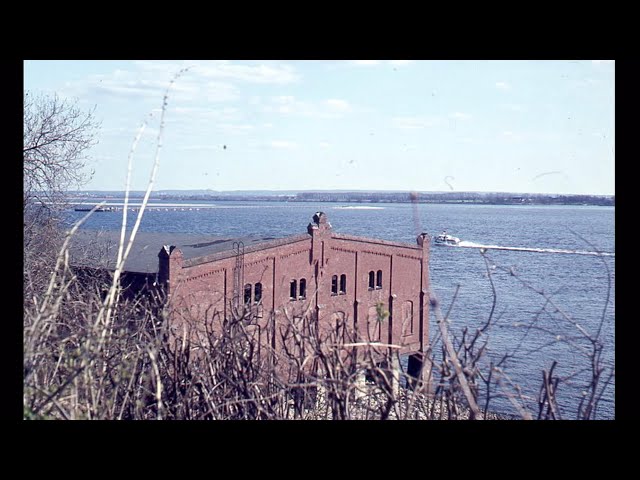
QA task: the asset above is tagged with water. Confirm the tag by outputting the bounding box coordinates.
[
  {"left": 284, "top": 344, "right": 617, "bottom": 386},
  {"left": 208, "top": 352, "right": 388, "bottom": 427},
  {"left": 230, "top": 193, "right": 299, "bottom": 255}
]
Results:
[{"left": 65, "top": 200, "right": 615, "bottom": 419}]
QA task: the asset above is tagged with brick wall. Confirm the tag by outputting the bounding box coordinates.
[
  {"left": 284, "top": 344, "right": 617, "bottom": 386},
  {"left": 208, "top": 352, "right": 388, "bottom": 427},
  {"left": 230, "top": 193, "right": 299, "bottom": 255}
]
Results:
[{"left": 159, "top": 213, "right": 430, "bottom": 355}]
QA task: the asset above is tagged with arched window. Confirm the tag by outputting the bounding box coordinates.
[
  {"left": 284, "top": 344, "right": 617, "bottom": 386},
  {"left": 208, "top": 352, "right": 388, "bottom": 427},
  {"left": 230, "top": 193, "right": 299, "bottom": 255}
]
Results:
[
  {"left": 299, "top": 278, "right": 306, "bottom": 299},
  {"left": 376, "top": 270, "right": 383, "bottom": 289},
  {"left": 290, "top": 279, "right": 297, "bottom": 300},
  {"left": 244, "top": 283, "right": 252, "bottom": 305},
  {"left": 402, "top": 300, "right": 414, "bottom": 336},
  {"left": 339, "top": 274, "right": 347, "bottom": 294},
  {"left": 254, "top": 283, "right": 262, "bottom": 303},
  {"left": 368, "top": 271, "right": 375, "bottom": 290},
  {"left": 331, "top": 275, "right": 338, "bottom": 295}
]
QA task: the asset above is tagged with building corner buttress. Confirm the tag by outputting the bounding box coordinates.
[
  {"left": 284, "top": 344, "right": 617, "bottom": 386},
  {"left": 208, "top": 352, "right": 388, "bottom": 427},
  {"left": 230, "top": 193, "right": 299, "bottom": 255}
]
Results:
[
  {"left": 309, "top": 212, "right": 331, "bottom": 319},
  {"left": 308, "top": 211, "right": 331, "bottom": 269},
  {"left": 416, "top": 233, "right": 431, "bottom": 351},
  {"left": 158, "top": 245, "right": 184, "bottom": 300}
]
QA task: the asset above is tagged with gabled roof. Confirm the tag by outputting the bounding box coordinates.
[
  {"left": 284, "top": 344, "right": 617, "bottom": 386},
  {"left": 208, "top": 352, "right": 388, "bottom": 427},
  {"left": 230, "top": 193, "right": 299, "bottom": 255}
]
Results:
[{"left": 68, "top": 229, "right": 294, "bottom": 274}]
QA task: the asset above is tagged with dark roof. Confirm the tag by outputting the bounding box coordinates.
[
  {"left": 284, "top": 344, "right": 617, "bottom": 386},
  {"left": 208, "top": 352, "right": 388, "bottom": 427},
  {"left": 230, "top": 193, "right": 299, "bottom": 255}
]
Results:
[
  {"left": 68, "top": 229, "right": 293, "bottom": 274},
  {"left": 67, "top": 223, "right": 423, "bottom": 275}
]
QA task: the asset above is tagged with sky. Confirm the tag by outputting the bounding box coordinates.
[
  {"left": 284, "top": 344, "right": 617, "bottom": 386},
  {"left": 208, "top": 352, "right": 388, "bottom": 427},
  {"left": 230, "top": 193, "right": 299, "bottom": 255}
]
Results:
[{"left": 23, "top": 60, "right": 615, "bottom": 195}]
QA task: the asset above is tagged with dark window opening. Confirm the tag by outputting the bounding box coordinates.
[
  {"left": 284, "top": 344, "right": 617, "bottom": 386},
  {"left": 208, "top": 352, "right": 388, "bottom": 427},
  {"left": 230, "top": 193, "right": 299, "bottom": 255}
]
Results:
[
  {"left": 368, "top": 271, "right": 375, "bottom": 290},
  {"left": 244, "top": 283, "right": 252, "bottom": 305},
  {"left": 299, "top": 278, "right": 306, "bottom": 299},
  {"left": 376, "top": 270, "right": 383, "bottom": 289},
  {"left": 339, "top": 274, "right": 347, "bottom": 294},
  {"left": 290, "top": 279, "right": 297, "bottom": 300},
  {"left": 331, "top": 275, "right": 338, "bottom": 295},
  {"left": 254, "top": 283, "right": 262, "bottom": 303}
]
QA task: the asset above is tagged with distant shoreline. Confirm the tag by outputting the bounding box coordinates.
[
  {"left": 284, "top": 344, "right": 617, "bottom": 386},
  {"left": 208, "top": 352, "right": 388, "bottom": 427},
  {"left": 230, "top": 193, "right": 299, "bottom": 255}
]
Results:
[{"left": 66, "top": 191, "right": 615, "bottom": 207}]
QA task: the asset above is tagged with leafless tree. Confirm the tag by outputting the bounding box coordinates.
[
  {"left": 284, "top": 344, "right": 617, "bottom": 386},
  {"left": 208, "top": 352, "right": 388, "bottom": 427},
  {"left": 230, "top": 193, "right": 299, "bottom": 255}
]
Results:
[
  {"left": 23, "top": 91, "right": 100, "bottom": 301},
  {"left": 23, "top": 91, "right": 100, "bottom": 210}
]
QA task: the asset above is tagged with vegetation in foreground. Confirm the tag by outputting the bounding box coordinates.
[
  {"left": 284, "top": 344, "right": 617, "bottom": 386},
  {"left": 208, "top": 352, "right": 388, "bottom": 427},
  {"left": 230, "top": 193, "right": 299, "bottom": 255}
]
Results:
[{"left": 23, "top": 225, "right": 614, "bottom": 420}]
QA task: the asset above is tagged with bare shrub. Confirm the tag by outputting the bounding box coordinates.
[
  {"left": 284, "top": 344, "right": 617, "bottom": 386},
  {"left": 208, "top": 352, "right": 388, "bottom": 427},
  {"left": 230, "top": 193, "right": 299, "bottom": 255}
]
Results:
[{"left": 23, "top": 227, "right": 614, "bottom": 420}]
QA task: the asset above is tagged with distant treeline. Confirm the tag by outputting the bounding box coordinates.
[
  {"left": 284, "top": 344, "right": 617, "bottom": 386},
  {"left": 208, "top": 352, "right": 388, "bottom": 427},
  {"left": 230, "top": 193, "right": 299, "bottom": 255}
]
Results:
[
  {"left": 292, "top": 191, "right": 615, "bottom": 206},
  {"left": 157, "top": 192, "right": 614, "bottom": 206},
  {"left": 70, "top": 191, "right": 615, "bottom": 206}
]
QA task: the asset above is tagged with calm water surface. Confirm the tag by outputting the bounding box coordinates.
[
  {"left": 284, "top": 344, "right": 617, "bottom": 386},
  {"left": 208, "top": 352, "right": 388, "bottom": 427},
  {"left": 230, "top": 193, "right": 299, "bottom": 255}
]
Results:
[{"left": 67, "top": 201, "right": 615, "bottom": 419}]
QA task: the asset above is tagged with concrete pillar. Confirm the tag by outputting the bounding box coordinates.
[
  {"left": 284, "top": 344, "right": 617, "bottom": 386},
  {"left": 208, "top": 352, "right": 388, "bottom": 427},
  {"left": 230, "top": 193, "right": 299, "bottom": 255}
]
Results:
[{"left": 390, "top": 355, "right": 401, "bottom": 399}]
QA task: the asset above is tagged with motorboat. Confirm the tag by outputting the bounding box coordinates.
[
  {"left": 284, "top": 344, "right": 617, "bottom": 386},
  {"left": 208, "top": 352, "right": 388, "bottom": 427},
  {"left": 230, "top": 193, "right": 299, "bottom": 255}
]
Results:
[{"left": 433, "top": 231, "right": 460, "bottom": 246}]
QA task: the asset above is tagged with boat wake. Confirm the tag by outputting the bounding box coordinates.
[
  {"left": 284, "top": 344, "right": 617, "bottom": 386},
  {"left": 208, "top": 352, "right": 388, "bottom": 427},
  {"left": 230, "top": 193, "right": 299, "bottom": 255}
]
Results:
[{"left": 456, "top": 240, "right": 614, "bottom": 257}]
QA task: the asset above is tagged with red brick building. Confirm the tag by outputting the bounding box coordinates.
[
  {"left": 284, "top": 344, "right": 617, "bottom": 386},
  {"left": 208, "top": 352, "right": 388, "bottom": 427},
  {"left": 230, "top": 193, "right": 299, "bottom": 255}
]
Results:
[
  {"left": 158, "top": 212, "right": 431, "bottom": 357},
  {"left": 69, "top": 211, "right": 431, "bottom": 372}
]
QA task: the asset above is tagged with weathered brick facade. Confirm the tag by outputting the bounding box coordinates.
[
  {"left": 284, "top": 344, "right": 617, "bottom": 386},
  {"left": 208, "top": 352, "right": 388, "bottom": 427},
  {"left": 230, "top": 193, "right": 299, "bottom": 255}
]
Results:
[{"left": 158, "top": 212, "right": 430, "bottom": 356}]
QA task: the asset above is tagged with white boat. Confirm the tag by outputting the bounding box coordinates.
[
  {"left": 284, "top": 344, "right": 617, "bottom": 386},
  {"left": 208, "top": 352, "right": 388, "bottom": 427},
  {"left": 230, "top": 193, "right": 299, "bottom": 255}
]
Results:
[{"left": 433, "top": 231, "right": 460, "bottom": 246}]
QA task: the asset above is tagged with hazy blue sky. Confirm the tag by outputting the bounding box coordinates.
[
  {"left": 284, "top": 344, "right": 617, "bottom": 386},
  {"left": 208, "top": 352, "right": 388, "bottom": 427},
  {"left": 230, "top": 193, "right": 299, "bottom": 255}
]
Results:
[{"left": 23, "top": 60, "right": 615, "bottom": 194}]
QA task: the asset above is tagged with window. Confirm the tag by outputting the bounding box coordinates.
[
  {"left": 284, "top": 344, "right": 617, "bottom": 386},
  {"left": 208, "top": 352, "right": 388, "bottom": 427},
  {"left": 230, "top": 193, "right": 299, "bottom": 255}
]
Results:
[
  {"left": 331, "top": 275, "right": 338, "bottom": 295},
  {"left": 299, "top": 278, "right": 306, "bottom": 299},
  {"left": 368, "top": 271, "right": 375, "bottom": 290},
  {"left": 244, "top": 283, "right": 252, "bottom": 305},
  {"left": 254, "top": 283, "right": 262, "bottom": 303},
  {"left": 290, "top": 279, "right": 297, "bottom": 300},
  {"left": 339, "top": 274, "right": 347, "bottom": 294},
  {"left": 376, "top": 270, "right": 383, "bottom": 289},
  {"left": 402, "top": 300, "right": 414, "bottom": 336}
]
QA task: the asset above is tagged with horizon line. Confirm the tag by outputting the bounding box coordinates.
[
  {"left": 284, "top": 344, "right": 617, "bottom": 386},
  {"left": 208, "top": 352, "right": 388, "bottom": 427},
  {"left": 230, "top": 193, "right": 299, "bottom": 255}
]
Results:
[{"left": 67, "top": 189, "right": 615, "bottom": 197}]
